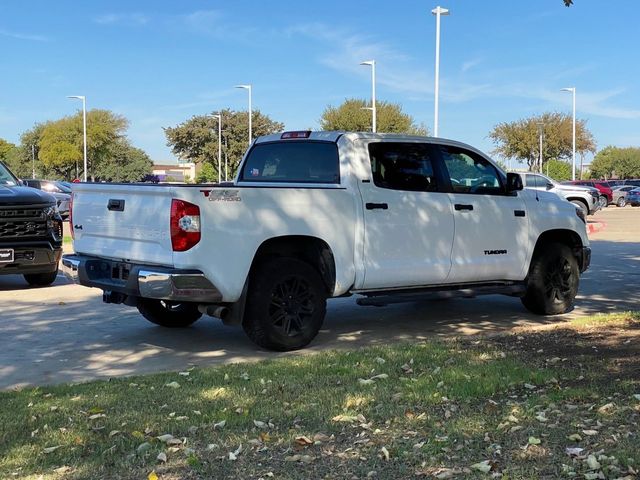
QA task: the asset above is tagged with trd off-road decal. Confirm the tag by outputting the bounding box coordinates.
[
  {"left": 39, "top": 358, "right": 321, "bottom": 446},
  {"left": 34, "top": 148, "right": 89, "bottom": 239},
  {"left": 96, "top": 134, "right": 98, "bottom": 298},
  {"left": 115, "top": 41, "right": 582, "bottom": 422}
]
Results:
[{"left": 200, "top": 189, "right": 242, "bottom": 202}]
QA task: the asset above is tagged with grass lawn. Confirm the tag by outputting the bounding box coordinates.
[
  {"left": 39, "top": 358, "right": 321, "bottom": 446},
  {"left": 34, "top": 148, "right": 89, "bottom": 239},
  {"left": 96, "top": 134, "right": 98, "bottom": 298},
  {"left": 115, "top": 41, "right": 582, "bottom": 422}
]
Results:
[{"left": 1, "top": 312, "right": 638, "bottom": 480}]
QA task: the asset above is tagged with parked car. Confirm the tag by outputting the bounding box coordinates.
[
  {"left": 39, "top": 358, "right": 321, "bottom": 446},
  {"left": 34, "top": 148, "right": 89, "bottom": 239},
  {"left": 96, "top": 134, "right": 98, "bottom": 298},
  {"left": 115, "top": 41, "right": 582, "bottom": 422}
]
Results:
[
  {"left": 62, "top": 131, "right": 590, "bottom": 351},
  {"left": 627, "top": 188, "right": 640, "bottom": 206},
  {"left": 522, "top": 173, "right": 600, "bottom": 215},
  {"left": 23, "top": 179, "right": 71, "bottom": 218},
  {"left": 0, "top": 162, "right": 64, "bottom": 285},
  {"left": 611, "top": 185, "right": 637, "bottom": 207},
  {"left": 563, "top": 180, "right": 613, "bottom": 207}
]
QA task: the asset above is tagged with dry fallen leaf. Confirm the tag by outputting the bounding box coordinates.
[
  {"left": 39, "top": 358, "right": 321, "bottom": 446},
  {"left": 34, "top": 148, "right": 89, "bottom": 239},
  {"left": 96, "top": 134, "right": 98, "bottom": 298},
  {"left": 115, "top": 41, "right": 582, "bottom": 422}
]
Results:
[
  {"left": 254, "top": 420, "right": 267, "bottom": 428},
  {"left": 213, "top": 420, "right": 226, "bottom": 429},
  {"left": 295, "top": 435, "right": 313, "bottom": 446},
  {"left": 582, "top": 429, "right": 599, "bottom": 436},
  {"left": 358, "top": 378, "right": 375, "bottom": 386},
  {"left": 157, "top": 452, "right": 167, "bottom": 463},
  {"left": 470, "top": 460, "right": 492, "bottom": 473},
  {"left": 43, "top": 445, "right": 62, "bottom": 454},
  {"left": 228, "top": 444, "right": 242, "bottom": 461},
  {"left": 164, "top": 382, "right": 180, "bottom": 389},
  {"left": 148, "top": 472, "right": 158, "bottom": 480},
  {"left": 380, "top": 446, "right": 390, "bottom": 461},
  {"left": 586, "top": 454, "right": 601, "bottom": 470},
  {"left": 528, "top": 436, "right": 541, "bottom": 445}
]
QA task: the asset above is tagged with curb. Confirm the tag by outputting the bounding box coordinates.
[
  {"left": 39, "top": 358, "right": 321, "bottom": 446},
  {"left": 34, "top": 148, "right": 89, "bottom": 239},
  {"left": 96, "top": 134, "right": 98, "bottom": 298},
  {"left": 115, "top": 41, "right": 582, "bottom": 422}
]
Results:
[{"left": 587, "top": 221, "right": 606, "bottom": 235}]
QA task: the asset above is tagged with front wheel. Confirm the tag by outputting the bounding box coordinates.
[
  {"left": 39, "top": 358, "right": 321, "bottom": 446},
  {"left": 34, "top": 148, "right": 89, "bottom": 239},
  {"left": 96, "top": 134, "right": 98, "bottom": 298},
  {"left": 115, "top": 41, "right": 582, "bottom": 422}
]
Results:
[
  {"left": 136, "top": 299, "right": 202, "bottom": 327},
  {"left": 570, "top": 199, "right": 588, "bottom": 216},
  {"left": 24, "top": 268, "right": 58, "bottom": 286},
  {"left": 521, "top": 242, "right": 579, "bottom": 315},
  {"left": 243, "top": 258, "right": 327, "bottom": 351},
  {"left": 616, "top": 197, "right": 627, "bottom": 207}
]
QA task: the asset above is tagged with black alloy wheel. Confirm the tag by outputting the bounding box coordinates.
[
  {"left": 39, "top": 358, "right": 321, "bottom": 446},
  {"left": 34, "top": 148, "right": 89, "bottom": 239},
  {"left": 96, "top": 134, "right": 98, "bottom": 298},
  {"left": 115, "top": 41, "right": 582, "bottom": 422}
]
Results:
[{"left": 243, "top": 257, "right": 327, "bottom": 351}]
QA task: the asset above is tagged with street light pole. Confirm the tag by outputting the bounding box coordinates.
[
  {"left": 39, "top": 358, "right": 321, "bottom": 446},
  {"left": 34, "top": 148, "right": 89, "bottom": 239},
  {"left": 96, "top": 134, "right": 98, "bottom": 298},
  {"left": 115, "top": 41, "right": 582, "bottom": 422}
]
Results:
[
  {"left": 360, "top": 60, "right": 377, "bottom": 132},
  {"left": 234, "top": 84, "right": 252, "bottom": 146},
  {"left": 561, "top": 87, "right": 576, "bottom": 180},
  {"left": 208, "top": 114, "right": 222, "bottom": 183},
  {"left": 537, "top": 122, "right": 544, "bottom": 174},
  {"left": 67, "top": 95, "right": 87, "bottom": 181},
  {"left": 431, "top": 6, "right": 449, "bottom": 137}
]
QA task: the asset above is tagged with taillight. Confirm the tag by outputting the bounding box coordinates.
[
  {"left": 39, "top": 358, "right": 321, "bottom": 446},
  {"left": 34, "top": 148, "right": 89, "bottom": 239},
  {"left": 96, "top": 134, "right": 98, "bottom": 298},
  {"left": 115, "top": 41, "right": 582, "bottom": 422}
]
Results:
[
  {"left": 69, "top": 193, "right": 74, "bottom": 239},
  {"left": 170, "top": 199, "right": 201, "bottom": 252}
]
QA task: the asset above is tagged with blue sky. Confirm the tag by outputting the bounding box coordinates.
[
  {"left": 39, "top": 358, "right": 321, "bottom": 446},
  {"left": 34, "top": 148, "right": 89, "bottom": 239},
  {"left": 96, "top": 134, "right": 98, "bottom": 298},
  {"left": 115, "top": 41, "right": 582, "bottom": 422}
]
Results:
[{"left": 1, "top": 0, "right": 639, "bottom": 166}]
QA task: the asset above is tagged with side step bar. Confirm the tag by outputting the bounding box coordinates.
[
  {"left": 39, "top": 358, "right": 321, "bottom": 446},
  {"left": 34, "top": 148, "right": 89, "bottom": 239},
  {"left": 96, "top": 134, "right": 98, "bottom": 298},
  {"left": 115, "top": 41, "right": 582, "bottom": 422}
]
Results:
[{"left": 356, "top": 283, "right": 526, "bottom": 307}]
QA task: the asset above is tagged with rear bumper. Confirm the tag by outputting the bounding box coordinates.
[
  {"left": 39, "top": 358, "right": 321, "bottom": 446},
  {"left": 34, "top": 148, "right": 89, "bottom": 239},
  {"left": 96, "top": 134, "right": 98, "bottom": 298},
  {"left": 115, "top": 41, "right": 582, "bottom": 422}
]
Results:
[{"left": 61, "top": 254, "right": 222, "bottom": 303}]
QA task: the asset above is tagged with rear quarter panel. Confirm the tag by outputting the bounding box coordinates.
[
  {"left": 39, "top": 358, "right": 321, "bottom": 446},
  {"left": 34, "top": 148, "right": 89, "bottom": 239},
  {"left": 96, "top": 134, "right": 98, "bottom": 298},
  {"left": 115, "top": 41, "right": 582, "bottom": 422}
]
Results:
[{"left": 172, "top": 185, "right": 358, "bottom": 301}]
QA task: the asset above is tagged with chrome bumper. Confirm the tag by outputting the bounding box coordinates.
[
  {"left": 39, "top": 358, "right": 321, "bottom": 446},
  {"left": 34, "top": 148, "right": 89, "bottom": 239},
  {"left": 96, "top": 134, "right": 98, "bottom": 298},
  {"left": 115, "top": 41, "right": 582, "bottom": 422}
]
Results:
[{"left": 61, "top": 254, "right": 222, "bottom": 303}]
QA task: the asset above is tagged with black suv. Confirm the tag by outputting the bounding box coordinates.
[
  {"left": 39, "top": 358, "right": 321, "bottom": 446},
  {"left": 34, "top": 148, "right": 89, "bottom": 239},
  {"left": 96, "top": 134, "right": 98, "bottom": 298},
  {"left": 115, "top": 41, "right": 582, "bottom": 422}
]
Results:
[{"left": 0, "top": 161, "right": 63, "bottom": 286}]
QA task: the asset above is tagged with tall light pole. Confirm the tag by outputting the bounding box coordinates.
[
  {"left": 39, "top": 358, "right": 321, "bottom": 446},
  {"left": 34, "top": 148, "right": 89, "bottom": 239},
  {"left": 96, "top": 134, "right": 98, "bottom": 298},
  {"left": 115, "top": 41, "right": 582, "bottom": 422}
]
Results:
[
  {"left": 209, "top": 114, "right": 223, "bottom": 183},
  {"left": 561, "top": 87, "right": 576, "bottom": 180},
  {"left": 360, "top": 60, "right": 377, "bottom": 133},
  {"left": 31, "top": 145, "right": 36, "bottom": 179},
  {"left": 431, "top": 6, "right": 449, "bottom": 137},
  {"left": 67, "top": 95, "right": 87, "bottom": 181},
  {"left": 234, "top": 84, "right": 252, "bottom": 146},
  {"left": 537, "top": 122, "right": 544, "bottom": 174}
]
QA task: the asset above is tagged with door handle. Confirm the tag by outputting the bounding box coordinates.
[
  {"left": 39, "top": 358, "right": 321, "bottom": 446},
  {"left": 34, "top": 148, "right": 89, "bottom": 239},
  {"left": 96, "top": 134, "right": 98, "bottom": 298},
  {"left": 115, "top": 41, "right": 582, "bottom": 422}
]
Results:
[
  {"left": 366, "top": 202, "right": 389, "bottom": 210},
  {"left": 454, "top": 204, "right": 473, "bottom": 211},
  {"left": 107, "top": 199, "right": 125, "bottom": 212},
  {"left": 514, "top": 210, "right": 526, "bottom": 217}
]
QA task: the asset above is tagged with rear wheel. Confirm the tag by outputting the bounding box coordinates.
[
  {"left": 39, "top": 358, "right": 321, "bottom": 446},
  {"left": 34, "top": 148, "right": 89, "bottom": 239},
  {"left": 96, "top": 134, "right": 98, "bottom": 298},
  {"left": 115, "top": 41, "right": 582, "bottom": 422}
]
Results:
[
  {"left": 521, "top": 242, "right": 579, "bottom": 315},
  {"left": 599, "top": 196, "right": 608, "bottom": 208},
  {"left": 616, "top": 196, "right": 627, "bottom": 207},
  {"left": 243, "top": 257, "right": 327, "bottom": 351},
  {"left": 24, "top": 268, "right": 58, "bottom": 286},
  {"left": 137, "top": 299, "right": 202, "bottom": 328}
]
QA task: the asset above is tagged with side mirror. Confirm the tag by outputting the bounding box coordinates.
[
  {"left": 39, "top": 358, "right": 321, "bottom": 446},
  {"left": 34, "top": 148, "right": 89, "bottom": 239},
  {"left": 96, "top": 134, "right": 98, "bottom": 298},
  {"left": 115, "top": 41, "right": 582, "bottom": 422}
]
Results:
[
  {"left": 546, "top": 182, "right": 554, "bottom": 190},
  {"left": 506, "top": 172, "right": 523, "bottom": 192}
]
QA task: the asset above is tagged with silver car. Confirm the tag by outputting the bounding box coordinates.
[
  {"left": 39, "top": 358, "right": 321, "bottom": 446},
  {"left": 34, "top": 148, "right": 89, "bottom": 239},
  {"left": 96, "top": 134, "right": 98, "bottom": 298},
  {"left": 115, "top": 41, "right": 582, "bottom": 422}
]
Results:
[{"left": 23, "top": 179, "right": 71, "bottom": 218}]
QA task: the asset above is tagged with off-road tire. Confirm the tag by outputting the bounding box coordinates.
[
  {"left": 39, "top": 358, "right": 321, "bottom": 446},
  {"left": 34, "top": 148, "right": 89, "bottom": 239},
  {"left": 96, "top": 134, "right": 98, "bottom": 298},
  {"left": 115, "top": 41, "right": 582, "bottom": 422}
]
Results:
[
  {"left": 24, "top": 268, "right": 58, "bottom": 286},
  {"left": 243, "top": 257, "right": 327, "bottom": 351},
  {"left": 137, "top": 299, "right": 202, "bottom": 327},
  {"left": 521, "top": 242, "right": 579, "bottom": 315}
]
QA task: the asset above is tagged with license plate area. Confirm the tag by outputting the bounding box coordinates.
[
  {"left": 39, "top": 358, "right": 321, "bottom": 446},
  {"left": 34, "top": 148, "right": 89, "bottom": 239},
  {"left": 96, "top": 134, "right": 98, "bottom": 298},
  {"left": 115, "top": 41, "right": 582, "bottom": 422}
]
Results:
[{"left": 0, "top": 248, "right": 14, "bottom": 264}]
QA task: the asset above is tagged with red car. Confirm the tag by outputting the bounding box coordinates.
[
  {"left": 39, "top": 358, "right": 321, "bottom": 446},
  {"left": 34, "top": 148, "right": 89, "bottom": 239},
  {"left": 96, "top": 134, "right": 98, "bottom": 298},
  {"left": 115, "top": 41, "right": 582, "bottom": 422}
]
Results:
[{"left": 562, "top": 180, "right": 613, "bottom": 207}]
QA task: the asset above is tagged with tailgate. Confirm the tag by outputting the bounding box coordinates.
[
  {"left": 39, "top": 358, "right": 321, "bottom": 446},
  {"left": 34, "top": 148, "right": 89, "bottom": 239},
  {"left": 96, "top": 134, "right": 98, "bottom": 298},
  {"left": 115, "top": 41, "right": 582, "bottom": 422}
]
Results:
[{"left": 71, "top": 184, "right": 175, "bottom": 266}]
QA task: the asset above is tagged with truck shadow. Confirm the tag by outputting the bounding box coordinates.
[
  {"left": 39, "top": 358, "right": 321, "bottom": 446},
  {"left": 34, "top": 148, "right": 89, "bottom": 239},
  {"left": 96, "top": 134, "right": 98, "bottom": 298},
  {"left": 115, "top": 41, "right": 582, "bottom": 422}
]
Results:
[{"left": 0, "top": 239, "right": 637, "bottom": 390}]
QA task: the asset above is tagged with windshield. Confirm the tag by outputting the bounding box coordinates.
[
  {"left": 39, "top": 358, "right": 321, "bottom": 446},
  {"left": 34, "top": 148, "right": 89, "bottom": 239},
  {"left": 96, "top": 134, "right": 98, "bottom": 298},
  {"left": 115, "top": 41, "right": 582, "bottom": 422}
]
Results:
[{"left": 0, "top": 162, "right": 19, "bottom": 186}]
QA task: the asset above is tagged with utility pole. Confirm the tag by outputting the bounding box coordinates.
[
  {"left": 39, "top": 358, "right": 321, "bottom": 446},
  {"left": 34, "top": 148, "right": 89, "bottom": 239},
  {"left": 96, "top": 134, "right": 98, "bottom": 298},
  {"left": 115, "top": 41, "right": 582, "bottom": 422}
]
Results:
[{"left": 31, "top": 145, "right": 36, "bottom": 179}]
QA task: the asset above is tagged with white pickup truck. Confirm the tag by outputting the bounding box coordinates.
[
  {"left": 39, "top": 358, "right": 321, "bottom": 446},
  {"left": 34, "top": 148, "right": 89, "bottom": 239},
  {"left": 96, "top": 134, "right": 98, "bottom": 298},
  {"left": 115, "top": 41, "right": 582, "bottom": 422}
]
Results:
[{"left": 62, "top": 131, "right": 591, "bottom": 351}]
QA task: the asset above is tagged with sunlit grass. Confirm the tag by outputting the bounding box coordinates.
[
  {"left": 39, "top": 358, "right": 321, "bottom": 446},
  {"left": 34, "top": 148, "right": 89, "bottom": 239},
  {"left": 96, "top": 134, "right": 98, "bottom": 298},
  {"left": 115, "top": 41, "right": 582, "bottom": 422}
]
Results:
[{"left": 0, "top": 312, "right": 638, "bottom": 479}]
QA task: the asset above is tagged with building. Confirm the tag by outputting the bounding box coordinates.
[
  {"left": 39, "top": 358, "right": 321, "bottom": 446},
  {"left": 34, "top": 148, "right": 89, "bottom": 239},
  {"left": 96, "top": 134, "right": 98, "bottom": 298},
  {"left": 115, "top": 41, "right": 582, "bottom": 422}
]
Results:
[{"left": 151, "top": 162, "right": 198, "bottom": 182}]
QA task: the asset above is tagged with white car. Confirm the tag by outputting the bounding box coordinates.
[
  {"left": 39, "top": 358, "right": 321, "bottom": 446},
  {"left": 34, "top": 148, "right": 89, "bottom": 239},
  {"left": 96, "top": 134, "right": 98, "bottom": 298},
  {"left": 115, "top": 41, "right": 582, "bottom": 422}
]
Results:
[
  {"left": 62, "top": 132, "right": 591, "bottom": 351},
  {"left": 521, "top": 172, "right": 600, "bottom": 215}
]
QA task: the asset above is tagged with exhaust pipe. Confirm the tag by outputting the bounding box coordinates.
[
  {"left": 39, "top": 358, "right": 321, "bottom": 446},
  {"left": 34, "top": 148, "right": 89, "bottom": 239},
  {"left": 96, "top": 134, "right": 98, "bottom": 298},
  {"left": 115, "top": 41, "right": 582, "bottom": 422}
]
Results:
[{"left": 198, "top": 304, "right": 229, "bottom": 320}]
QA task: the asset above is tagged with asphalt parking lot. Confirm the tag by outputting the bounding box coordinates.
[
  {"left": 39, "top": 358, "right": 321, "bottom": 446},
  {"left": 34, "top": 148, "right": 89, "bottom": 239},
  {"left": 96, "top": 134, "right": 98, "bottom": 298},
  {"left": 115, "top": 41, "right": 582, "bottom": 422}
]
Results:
[{"left": 1, "top": 207, "right": 638, "bottom": 390}]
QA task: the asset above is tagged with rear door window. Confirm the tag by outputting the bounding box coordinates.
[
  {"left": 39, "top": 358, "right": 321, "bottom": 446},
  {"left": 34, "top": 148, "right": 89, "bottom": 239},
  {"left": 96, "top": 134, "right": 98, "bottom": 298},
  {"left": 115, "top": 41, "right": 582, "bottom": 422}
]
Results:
[
  {"left": 240, "top": 141, "right": 339, "bottom": 183},
  {"left": 368, "top": 142, "right": 439, "bottom": 192}
]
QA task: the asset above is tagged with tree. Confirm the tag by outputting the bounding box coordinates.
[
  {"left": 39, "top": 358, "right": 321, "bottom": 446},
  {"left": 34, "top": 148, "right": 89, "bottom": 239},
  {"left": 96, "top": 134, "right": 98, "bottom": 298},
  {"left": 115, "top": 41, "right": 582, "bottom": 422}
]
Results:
[
  {"left": 489, "top": 112, "right": 595, "bottom": 170},
  {"left": 0, "top": 138, "right": 15, "bottom": 162},
  {"left": 195, "top": 163, "right": 216, "bottom": 183},
  {"left": 545, "top": 159, "right": 572, "bottom": 181},
  {"left": 39, "top": 109, "right": 128, "bottom": 180},
  {"left": 164, "top": 109, "right": 284, "bottom": 180},
  {"left": 93, "top": 141, "right": 153, "bottom": 182},
  {"left": 590, "top": 146, "right": 640, "bottom": 179},
  {"left": 319, "top": 98, "right": 427, "bottom": 135}
]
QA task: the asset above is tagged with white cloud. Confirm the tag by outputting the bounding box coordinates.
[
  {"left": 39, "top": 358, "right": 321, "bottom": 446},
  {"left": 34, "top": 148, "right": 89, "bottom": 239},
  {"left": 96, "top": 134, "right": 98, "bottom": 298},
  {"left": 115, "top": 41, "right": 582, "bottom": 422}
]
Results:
[
  {"left": 0, "top": 28, "right": 48, "bottom": 42},
  {"left": 94, "top": 13, "right": 149, "bottom": 26},
  {"left": 461, "top": 57, "right": 483, "bottom": 73}
]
